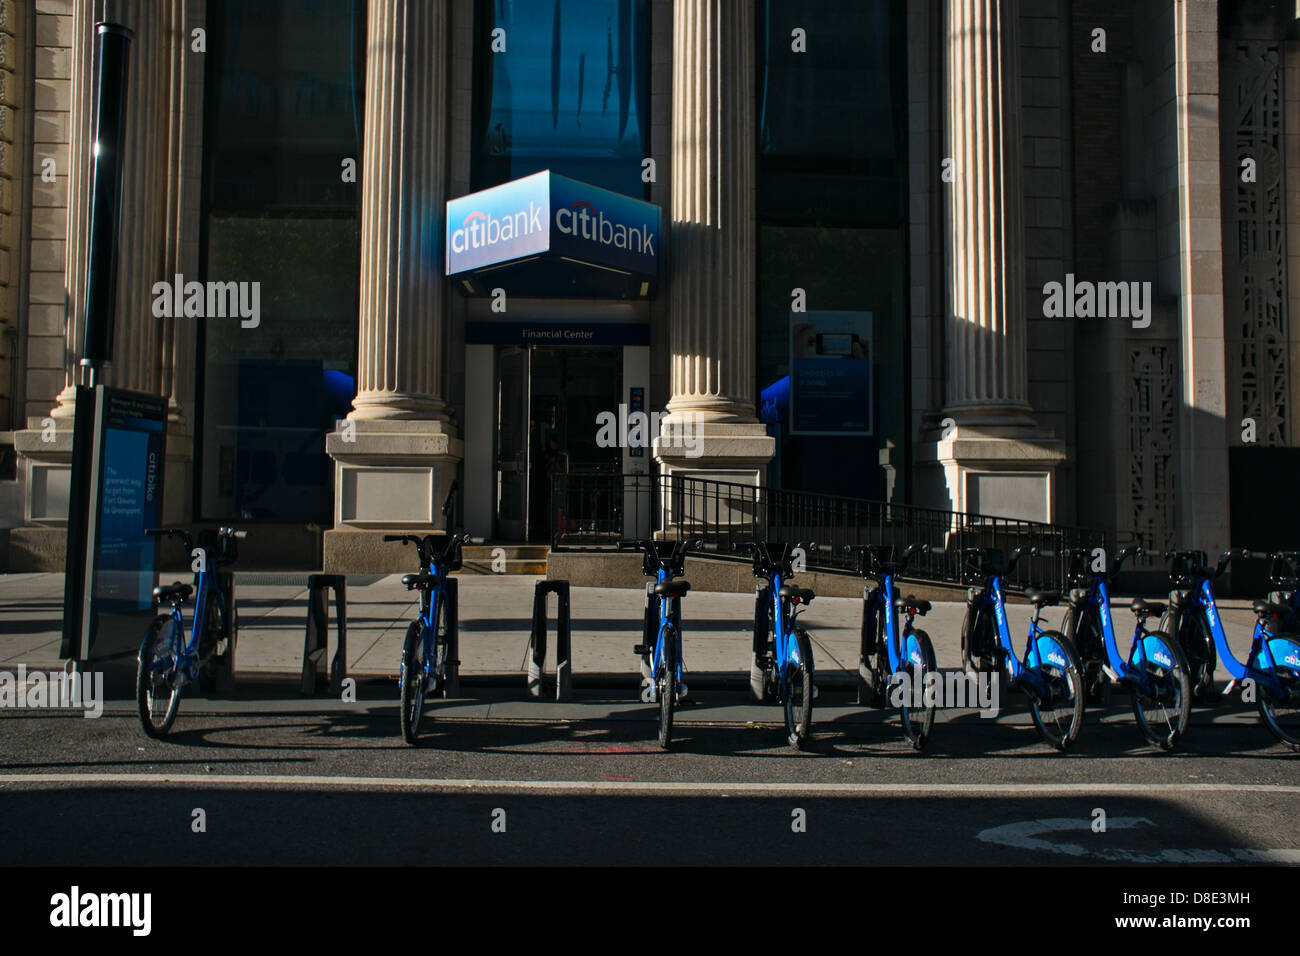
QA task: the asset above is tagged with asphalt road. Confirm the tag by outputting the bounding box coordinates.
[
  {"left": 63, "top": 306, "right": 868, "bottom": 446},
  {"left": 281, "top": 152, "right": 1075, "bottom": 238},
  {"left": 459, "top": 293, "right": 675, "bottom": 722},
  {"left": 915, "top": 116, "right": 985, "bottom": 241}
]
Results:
[{"left": 1, "top": 688, "right": 1297, "bottom": 866}]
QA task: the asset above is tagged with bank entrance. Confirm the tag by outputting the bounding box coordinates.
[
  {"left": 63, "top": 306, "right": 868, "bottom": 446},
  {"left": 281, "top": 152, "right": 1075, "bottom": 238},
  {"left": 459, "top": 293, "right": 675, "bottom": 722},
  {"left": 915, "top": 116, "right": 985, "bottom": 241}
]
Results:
[{"left": 495, "top": 346, "right": 623, "bottom": 541}]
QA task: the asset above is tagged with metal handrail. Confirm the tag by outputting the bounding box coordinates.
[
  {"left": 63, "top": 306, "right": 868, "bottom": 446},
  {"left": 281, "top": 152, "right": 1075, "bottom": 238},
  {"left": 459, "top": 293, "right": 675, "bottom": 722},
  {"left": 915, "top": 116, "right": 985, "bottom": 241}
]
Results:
[{"left": 549, "top": 473, "right": 1110, "bottom": 591}]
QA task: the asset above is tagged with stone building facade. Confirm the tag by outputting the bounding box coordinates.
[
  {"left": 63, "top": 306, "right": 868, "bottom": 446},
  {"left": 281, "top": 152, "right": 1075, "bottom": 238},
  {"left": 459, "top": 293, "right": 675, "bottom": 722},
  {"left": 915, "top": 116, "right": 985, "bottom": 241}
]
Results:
[{"left": 0, "top": 0, "right": 1295, "bottom": 572}]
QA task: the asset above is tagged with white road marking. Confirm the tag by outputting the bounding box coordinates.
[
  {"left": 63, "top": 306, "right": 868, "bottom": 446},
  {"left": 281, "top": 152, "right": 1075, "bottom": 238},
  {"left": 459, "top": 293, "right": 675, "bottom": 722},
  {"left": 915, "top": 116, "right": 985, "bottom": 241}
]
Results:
[
  {"left": 977, "top": 816, "right": 1300, "bottom": 863},
  {"left": 1, "top": 773, "right": 1300, "bottom": 797}
]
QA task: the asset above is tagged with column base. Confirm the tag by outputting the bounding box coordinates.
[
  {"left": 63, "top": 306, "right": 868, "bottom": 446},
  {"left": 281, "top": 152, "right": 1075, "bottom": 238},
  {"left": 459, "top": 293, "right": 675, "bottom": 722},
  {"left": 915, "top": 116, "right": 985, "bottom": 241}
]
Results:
[
  {"left": 14, "top": 415, "right": 74, "bottom": 526},
  {"left": 916, "top": 424, "right": 1066, "bottom": 523},
  {"left": 652, "top": 421, "right": 775, "bottom": 484},
  {"left": 324, "top": 418, "right": 464, "bottom": 571},
  {"left": 653, "top": 422, "right": 775, "bottom": 533}
]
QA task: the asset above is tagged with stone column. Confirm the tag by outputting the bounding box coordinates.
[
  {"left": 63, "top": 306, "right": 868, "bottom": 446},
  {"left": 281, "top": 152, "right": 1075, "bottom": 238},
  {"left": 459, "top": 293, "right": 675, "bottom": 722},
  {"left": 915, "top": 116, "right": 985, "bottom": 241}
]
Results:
[
  {"left": 916, "top": 0, "right": 1063, "bottom": 522},
  {"left": 47, "top": 0, "right": 97, "bottom": 422},
  {"left": 324, "top": 0, "right": 462, "bottom": 570},
  {"left": 14, "top": 1, "right": 176, "bottom": 566},
  {"left": 653, "top": 0, "right": 773, "bottom": 485}
]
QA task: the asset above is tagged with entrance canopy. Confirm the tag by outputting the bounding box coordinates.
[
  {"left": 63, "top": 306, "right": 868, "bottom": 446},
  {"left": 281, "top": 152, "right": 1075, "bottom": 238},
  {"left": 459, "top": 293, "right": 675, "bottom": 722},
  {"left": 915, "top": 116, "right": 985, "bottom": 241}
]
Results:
[{"left": 445, "top": 171, "right": 661, "bottom": 299}]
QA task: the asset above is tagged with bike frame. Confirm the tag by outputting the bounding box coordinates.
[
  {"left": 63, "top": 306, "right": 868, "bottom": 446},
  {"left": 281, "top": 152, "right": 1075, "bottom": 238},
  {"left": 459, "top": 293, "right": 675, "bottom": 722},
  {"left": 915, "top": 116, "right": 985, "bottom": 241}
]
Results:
[
  {"left": 413, "top": 545, "right": 454, "bottom": 685},
  {"left": 1180, "top": 576, "right": 1287, "bottom": 696},
  {"left": 863, "top": 567, "right": 917, "bottom": 675},
  {"left": 652, "top": 565, "right": 684, "bottom": 683},
  {"left": 971, "top": 575, "right": 1050, "bottom": 695},
  {"left": 156, "top": 544, "right": 230, "bottom": 683},
  {"left": 1075, "top": 577, "right": 1160, "bottom": 695},
  {"left": 767, "top": 569, "right": 804, "bottom": 696}
]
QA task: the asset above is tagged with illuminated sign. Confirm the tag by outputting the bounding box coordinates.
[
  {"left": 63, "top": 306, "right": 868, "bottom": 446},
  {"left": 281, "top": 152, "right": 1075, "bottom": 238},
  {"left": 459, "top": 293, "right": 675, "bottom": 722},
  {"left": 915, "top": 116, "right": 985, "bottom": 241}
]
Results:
[{"left": 446, "top": 171, "right": 660, "bottom": 280}]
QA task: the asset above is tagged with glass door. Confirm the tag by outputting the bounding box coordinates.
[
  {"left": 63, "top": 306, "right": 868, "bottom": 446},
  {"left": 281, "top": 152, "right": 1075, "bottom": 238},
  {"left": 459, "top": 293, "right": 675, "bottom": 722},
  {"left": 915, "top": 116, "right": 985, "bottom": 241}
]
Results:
[{"left": 495, "top": 346, "right": 531, "bottom": 539}]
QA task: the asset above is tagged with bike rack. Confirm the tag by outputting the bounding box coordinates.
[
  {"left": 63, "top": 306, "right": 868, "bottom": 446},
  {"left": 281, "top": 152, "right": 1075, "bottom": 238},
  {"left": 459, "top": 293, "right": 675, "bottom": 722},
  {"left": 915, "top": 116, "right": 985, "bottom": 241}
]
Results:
[
  {"left": 857, "top": 585, "right": 877, "bottom": 707},
  {"left": 214, "top": 570, "right": 238, "bottom": 694},
  {"left": 750, "top": 581, "right": 771, "bottom": 702},
  {"left": 301, "top": 574, "right": 347, "bottom": 695},
  {"left": 528, "top": 579, "right": 572, "bottom": 700},
  {"left": 440, "top": 577, "right": 461, "bottom": 698}
]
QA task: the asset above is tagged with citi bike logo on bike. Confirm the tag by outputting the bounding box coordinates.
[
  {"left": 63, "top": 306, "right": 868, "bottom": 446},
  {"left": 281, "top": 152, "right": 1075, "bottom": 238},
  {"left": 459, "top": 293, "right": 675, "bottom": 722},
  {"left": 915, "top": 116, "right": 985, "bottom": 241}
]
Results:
[{"left": 1153, "top": 649, "right": 1172, "bottom": 668}]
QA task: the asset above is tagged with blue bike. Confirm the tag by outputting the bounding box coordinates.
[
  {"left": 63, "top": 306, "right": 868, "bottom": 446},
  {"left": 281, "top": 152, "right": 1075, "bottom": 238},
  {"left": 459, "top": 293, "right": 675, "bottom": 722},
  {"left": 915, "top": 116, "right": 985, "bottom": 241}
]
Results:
[
  {"left": 623, "top": 537, "right": 700, "bottom": 749},
  {"left": 385, "top": 484, "right": 471, "bottom": 744},
  {"left": 959, "top": 547, "right": 1085, "bottom": 750},
  {"left": 747, "top": 541, "right": 817, "bottom": 750},
  {"left": 1061, "top": 546, "right": 1191, "bottom": 750},
  {"left": 1162, "top": 549, "right": 1300, "bottom": 750},
  {"left": 137, "top": 526, "right": 246, "bottom": 738},
  {"left": 847, "top": 543, "right": 937, "bottom": 750}
]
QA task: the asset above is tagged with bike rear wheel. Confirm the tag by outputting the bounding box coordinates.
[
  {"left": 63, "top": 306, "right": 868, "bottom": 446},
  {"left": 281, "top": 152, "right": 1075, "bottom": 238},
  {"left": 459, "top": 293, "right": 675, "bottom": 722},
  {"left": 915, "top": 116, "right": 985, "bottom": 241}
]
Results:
[
  {"left": 784, "top": 627, "right": 814, "bottom": 750},
  {"left": 136, "top": 615, "right": 184, "bottom": 738},
  {"left": 1163, "top": 604, "right": 1217, "bottom": 702},
  {"left": 1131, "top": 631, "right": 1192, "bottom": 751},
  {"left": 1254, "top": 635, "right": 1300, "bottom": 751},
  {"left": 399, "top": 620, "right": 428, "bottom": 745},
  {"left": 1063, "top": 607, "right": 1107, "bottom": 706},
  {"left": 657, "top": 626, "right": 677, "bottom": 749},
  {"left": 1027, "top": 631, "right": 1085, "bottom": 750},
  {"left": 900, "top": 629, "right": 937, "bottom": 750}
]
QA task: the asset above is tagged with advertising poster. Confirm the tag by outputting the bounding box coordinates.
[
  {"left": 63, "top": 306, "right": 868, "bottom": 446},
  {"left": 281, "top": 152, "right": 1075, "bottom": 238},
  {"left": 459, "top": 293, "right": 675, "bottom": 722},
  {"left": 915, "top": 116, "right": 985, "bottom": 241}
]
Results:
[
  {"left": 95, "top": 390, "right": 167, "bottom": 613},
  {"left": 789, "top": 310, "right": 873, "bottom": 435}
]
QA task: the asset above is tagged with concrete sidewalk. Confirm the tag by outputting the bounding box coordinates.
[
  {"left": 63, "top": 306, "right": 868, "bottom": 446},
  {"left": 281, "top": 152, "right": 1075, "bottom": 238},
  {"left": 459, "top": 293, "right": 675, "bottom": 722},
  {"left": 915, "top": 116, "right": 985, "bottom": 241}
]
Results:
[{"left": 0, "top": 571, "right": 1267, "bottom": 686}]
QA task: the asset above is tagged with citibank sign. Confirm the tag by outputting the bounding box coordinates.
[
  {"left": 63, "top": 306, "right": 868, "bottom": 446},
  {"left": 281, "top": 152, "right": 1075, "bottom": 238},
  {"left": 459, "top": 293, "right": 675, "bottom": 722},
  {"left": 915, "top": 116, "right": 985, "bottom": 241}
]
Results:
[{"left": 445, "top": 171, "right": 660, "bottom": 279}]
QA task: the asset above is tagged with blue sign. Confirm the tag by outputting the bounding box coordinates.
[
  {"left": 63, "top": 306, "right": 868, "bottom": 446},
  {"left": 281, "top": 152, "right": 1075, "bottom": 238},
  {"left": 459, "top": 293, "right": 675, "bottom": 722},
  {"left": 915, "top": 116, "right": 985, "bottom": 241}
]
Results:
[
  {"left": 446, "top": 171, "right": 660, "bottom": 279},
  {"left": 95, "top": 391, "right": 166, "bottom": 612},
  {"left": 789, "top": 311, "right": 874, "bottom": 435}
]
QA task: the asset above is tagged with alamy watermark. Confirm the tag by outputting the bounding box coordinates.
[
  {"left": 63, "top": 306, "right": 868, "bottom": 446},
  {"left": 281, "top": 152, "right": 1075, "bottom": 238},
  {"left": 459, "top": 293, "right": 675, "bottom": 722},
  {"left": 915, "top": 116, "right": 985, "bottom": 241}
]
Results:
[
  {"left": 0, "top": 665, "right": 104, "bottom": 718},
  {"left": 151, "top": 273, "right": 260, "bottom": 328},
  {"left": 1041, "top": 273, "right": 1151, "bottom": 329},
  {"left": 888, "top": 668, "right": 1000, "bottom": 718},
  {"left": 595, "top": 405, "right": 703, "bottom": 458}
]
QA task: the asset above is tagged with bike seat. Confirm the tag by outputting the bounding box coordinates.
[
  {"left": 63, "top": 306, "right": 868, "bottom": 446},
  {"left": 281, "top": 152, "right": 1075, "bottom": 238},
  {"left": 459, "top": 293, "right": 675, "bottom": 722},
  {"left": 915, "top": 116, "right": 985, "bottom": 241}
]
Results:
[
  {"left": 153, "top": 581, "right": 193, "bottom": 604},
  {"left": 654, "top": 579, "right": 691, "bottom": 599},
  {"left": 1254, "top": 599, "right": 1290, "bottom": 619},
  {"left": 402, "top": 572, "right": 437, "bottom": 590},
  {"left": 778, "top": 584, "right": 815, "bottom": 604},
  {"left": 1130, "top": 598, "right": 1166, "bottom": 618},
  {"left": 1027, "top": 590, "right": 1060, "bottom": 608},
  {"left": 894, "top": 595, "right": 932, "bottom": 616}
]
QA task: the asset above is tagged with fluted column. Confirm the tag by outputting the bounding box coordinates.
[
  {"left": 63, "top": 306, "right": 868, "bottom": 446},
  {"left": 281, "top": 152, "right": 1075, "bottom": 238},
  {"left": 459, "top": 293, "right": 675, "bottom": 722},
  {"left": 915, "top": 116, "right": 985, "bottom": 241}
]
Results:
[
  {"left": 655, "top": 0, "right": 772, "bottom": 484},
  {"left": 324, "top": 0, "right": 461, "bottom": 567},
  {"left": 942, "top": 0, "right": 1031, "bottom": 420},
  {"left": 48, "top": 0, "right": 97, "bottom": 420},
  {"left": 348, "top": 0, "right": 449, "bottom": 422},
  {"left": 664, "top": 0, "right": 755, "bottom": 423},
  {"left": 103, "top": 0, "right": 170, "bottom": 395},
  {"left": 916, "top": 0, "right": 1063, "bottom": 521}
]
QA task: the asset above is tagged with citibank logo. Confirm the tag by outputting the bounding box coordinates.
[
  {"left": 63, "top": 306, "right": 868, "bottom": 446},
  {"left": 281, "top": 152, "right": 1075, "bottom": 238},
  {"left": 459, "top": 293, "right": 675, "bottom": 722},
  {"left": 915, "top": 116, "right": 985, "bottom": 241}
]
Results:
[
  {"left": 449, "top": 202, "right": 544, "bottom": 255},
  {"left": 555, "top": 200, "right": 655, "bottom": 256}
]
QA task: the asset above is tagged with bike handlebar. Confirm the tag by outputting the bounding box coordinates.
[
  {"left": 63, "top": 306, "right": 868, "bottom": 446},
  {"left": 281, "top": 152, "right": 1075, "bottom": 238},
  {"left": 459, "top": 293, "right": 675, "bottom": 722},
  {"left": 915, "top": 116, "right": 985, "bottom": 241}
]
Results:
[
  {"left": 383, "top": 531, "right": 472, "bottom": 569},
  {"left": 619, "top": 537, "right": 703, "bottom": 575},
  {"left": 845, "top": 543, "right": 928, "bottom": 578}
]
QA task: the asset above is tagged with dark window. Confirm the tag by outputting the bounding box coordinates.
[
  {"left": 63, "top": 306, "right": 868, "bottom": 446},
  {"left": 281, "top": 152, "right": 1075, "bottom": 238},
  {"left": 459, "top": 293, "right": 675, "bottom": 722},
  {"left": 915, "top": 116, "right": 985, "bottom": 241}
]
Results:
[
  {"left": 755, "top": 0, "right": 909, "bottom": 502},
  {"left": 472, "top": 0, "right": 651, "bottom": 197},
  {"left": 197, "top": 0, "right": 363, "bottom": 522}
]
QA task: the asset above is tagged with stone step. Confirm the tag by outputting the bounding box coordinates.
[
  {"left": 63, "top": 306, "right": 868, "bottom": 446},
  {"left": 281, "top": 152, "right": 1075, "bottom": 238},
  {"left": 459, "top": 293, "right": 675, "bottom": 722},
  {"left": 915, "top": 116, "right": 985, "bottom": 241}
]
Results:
[{"left": 460, "top": 545, "right": 548, "bottom": 575}]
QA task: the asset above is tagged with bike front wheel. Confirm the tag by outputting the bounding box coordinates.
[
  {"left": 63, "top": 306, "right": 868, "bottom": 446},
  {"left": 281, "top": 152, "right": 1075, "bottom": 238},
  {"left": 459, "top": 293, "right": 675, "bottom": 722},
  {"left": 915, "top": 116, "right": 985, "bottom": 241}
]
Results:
[
  {"left": 1131, "top": 631, "right": 1192, "bottom": 751},
  {"left": 1027, "top": 631, "right": 1085, "bottom": 751},
  {"left": 1253, "top": 635, "right": 1300, "bottom": 751},
  {"left": 136, "top": 615, "right": 184, "bottom": 738},
  {"left": 900, "top": 629, "right": 937, "bottom": 750},
  {"left": 657, "top": 625, "right": 677, "bottom": 749},
  {"left": 784, "top": 627, "right": 815, "bottom": 750},
  {"left": 399, "top": 620, "right": 429, "bottom": 745}
]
